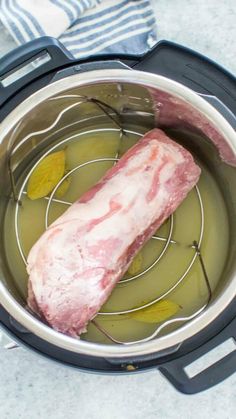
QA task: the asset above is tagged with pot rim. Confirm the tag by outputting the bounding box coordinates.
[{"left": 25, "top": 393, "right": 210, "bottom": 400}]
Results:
[{"left": 0, "top": 70, "right": 235, "bottom": 358}]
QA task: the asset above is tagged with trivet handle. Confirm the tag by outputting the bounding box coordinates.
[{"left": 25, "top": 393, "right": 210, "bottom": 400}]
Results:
[
  {"left": 0, "top": 36, "right": 73, "bottom": 108},
  {"left": 159, "top": 317, "right": 236, "bottom": 394}
]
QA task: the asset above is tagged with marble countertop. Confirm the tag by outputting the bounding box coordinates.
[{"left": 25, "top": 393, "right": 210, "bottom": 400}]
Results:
[{"left": 0, "top": 1, "right": 235, "bottom": 418}]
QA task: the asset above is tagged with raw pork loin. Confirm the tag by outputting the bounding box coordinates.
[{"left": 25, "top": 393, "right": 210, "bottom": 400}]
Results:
[{"left": 27, "top": 129, "right": 201, "bottom": 337}]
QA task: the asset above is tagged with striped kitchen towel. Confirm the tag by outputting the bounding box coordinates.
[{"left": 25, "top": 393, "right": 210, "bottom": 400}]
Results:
[{"left": 0, "top": 0, "right": 157, "bottom": 58}]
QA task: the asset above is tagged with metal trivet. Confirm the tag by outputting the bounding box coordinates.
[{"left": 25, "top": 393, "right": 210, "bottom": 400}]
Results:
[{"left": 9, "top": 93, "right": 211, "bottom": 345}]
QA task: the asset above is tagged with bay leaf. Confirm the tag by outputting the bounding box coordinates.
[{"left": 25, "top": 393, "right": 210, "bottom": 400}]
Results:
[
  {"left": 55, "top": 175, "right": 71, "bottom": 198},
  {"left": 128, "top": 252, "right": 143, "bottom": 275},
  {"left": 130, "top": 300, "right": 180, "bottom": 323},
  {"left": 27, "top": 150, "right": 65, "bottom": 200}
]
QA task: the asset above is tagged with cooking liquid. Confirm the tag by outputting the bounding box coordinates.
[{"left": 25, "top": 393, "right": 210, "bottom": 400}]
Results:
[{"left": 4, "top": 128, "right": 229, "bottom": 343}]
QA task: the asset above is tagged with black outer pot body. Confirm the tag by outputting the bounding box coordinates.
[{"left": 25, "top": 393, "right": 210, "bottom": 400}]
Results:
[{"left": 0, "top": 37, "right": 236, "bottom": 394}]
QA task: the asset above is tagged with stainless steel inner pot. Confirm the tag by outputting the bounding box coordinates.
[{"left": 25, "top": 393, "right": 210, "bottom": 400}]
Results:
[{"left": 0, "top": 70, "right": 236, "bottom": 358}]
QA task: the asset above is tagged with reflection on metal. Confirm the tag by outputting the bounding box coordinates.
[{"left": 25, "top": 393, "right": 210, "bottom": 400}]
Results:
[{"left": 8, "top": 156, "right": 21, "bottom": 205}]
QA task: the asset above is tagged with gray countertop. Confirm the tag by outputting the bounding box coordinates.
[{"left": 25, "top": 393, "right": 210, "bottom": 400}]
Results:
[{"left": 0, "top": 1, "right": 236, "bottom": 418}]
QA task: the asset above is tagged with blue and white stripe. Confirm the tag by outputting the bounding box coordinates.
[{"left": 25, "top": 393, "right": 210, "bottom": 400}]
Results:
[{"left": 0, "top": 0, "right": 157, "bottom": 58}]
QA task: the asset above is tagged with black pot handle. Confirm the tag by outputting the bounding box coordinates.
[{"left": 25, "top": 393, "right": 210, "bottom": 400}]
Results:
[
  {"left": 133, "top": 40, "right": 236, "bottom": 118},
  {"left": 0, "top": 36, "right": 74, "bottom": 107},
  {"left": 133, "top": 41, "right": 236, "bottom": 130},
  {"left": 159, "top": 316, "right": 236, "bottom": 394}
]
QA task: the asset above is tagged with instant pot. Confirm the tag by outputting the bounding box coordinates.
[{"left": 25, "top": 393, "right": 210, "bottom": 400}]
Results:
[{"left": 0, "top": 37, "right": 235, "bottom": 394}]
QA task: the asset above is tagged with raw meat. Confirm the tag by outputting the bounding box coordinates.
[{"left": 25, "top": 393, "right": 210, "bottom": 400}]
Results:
[{"left": 27, "top": 129, "right": 201, "bottom": 337}]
